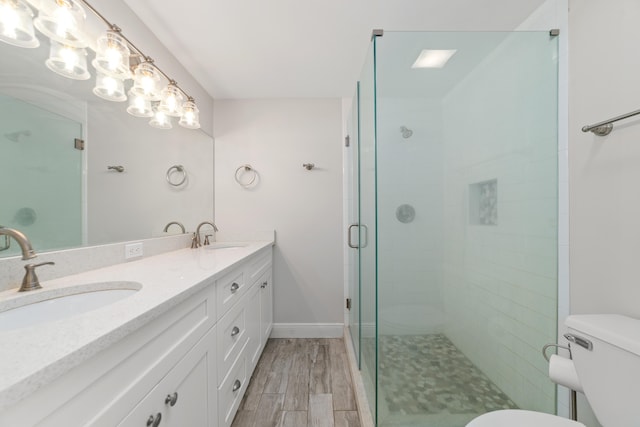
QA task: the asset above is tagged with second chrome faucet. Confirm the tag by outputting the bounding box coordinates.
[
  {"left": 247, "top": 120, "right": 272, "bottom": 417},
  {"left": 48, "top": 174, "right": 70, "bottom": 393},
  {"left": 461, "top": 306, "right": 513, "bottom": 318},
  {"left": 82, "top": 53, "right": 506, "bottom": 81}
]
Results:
[{"left": 194, "top": 221, "right": 218, "bottom": 248}]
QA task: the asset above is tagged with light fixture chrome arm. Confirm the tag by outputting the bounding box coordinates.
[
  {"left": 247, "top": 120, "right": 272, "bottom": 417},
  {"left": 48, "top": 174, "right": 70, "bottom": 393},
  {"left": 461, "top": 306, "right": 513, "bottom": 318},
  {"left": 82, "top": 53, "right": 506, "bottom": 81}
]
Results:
[
  {"left": 76, "top": 0, "right": 195, "bottom": 102},
  {"left": 582, "top": 108, "right": 640, "bottom": 136}
]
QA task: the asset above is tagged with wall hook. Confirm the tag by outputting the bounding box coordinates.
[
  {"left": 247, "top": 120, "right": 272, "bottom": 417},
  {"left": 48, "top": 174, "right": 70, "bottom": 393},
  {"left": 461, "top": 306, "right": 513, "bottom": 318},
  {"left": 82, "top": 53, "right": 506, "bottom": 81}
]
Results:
[
  {"left": 303, "top": 163, "right": 315, "bottom": 170},
  {"left": 107, "top": 165, "right": 125, "bottom": 172}
]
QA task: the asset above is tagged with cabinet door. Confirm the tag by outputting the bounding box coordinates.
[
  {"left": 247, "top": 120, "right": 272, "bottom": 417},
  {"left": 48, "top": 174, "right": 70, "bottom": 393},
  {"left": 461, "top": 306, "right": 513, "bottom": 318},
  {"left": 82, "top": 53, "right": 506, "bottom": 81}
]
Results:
[
  {"left": 245, "top": 283, "right": 261, "bottom": 372},
  {"left": 118, "top": 326, "right": 217, "bottom": 427},
  {"left": 260, "top": 270, "right": 273, "bottom": 346}
]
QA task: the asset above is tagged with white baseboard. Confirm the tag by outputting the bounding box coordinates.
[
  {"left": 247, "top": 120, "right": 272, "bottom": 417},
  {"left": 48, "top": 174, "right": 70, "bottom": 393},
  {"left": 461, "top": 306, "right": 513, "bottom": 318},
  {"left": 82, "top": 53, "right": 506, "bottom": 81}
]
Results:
[{"left": 270, "top": 323, "right": 344, "bottom": 338}]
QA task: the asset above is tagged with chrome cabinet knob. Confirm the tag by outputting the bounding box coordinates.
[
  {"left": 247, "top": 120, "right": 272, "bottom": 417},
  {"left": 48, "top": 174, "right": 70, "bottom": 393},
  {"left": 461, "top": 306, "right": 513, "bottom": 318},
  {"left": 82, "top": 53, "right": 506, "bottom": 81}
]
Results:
[
  {"left": 231, "top": 326, "right": 240, "bottom": 337},
  {"left": 232, "top": 379, "right": 242, "bottom": 392},
  {"left": 146, "top": 413, "right": 162, "bottom": 426},
  {"left": 230, "top": 282, "right": 240, "bottom": 293},
  {"left": 165, "top": 392, "right": 178, "bottom": 407}
]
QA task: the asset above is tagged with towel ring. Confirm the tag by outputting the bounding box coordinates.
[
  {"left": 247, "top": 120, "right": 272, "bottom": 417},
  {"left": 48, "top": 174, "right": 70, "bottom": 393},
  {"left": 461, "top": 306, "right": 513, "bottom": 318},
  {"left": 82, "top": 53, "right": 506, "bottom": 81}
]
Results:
[
  {"left": 235, "top": 164, "right": 257, "bottom": 188},
  {"left": 166, "top": 165, "right": 187, "bottom": 187}
]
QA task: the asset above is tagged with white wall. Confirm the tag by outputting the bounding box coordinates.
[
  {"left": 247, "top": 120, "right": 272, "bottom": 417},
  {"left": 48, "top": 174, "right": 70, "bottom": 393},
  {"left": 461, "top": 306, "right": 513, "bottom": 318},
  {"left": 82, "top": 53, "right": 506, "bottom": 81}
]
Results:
[
  {"left": 214, "top": 99, "right": 344, "bottom": 335},
  {"left": 569, "top": 1, "right": 640, "bottom": 425}
]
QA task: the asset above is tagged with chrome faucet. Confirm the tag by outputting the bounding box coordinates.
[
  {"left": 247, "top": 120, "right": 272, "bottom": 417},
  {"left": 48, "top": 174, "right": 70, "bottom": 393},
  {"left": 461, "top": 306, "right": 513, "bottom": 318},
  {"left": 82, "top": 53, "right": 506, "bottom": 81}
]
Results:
[
  {"left": 163, "top": 221, "right": 186, "bottom": 234},
  {"left": 0, "top": 227, "right": 55, "bottom": 291},
  {"left": 0, "top": 227, "right": 37, "bottom": 260},
  {"left": 194, "top": 221, "right": 218, "bottom": 248}
]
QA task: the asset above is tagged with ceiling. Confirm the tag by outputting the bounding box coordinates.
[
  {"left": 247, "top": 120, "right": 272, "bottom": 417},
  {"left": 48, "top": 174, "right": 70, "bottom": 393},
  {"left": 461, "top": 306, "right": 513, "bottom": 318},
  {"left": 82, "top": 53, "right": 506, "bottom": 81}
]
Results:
[{"left": 122, "top": 0, "right": 546, "bottom": 99}]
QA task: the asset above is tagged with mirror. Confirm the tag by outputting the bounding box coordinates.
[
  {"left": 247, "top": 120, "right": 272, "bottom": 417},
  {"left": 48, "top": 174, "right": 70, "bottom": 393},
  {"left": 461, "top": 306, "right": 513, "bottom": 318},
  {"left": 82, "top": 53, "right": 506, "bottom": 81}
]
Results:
[{"left": 0, "top": 2, "right": 214, "bottom": 258}]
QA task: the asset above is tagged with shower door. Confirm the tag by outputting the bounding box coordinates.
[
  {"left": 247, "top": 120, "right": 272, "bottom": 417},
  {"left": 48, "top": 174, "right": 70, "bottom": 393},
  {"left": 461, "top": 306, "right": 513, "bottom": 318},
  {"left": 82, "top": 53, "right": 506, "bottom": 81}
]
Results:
[{"left": 351, "top": 30, "right": 559, "bottom": 427}]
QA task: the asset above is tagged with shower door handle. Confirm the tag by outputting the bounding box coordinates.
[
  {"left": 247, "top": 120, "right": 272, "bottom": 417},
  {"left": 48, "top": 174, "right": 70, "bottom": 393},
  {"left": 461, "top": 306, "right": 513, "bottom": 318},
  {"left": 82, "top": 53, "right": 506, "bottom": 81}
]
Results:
[{"left": 348, "top": 224, "right": 359, "bottom": 248}]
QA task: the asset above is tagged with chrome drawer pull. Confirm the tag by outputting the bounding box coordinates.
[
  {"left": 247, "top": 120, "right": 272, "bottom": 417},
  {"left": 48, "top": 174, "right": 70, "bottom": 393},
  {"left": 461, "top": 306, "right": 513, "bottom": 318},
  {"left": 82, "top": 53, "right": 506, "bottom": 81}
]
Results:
[
  {"left": 231, "top": 326, "right": 240, "bottom": 337},
  {"left": 165, "top": 392, "right": 178, "bottom": 407},
  {"left": 146, "top": 413, "right": 162, "bottom": 427},
  {"left": 230, "top": 282, "right": 240, "bottom": 293},
  {"left": 232, "top": 379, "right": 242, "bottom": 392}
]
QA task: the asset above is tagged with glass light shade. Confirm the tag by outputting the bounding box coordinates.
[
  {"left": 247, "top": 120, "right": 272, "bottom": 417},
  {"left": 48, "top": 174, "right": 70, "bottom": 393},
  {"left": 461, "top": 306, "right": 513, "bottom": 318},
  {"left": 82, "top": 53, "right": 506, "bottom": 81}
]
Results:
[
  {"left": 92, "top": 30, "right": 130, "bottom": 79},
  {"left": 149, "top": 108, "right": 172, "bottom": 129},
  {"left": 131, "top": 62, "right": 161, "bottom": 101},
  {"left": 158, "top": 84, "right": 183, "bottom": 117},
  {"left": 45, "top": 40, "right": 89, "bottom": 80},
  {"left": 93, "top": 72, "right": 126, "bottom": 102},
  {"left": 178, "top": 100, "right": 200, "bottom": 129},
  {"left": 33, "top": 0, "right": 87, "bottom": 47},
  {"left": 0, "top": 0, "right": 39, "bottom": 48},
  {"left": 126, "top": 90, "right": 153, "bottom": 117}
]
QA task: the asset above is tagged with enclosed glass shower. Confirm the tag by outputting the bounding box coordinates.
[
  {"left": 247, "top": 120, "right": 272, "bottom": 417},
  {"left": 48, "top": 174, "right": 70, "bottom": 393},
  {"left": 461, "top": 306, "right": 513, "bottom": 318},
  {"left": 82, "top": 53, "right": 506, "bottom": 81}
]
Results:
[{"left": 346, "top": 31, "right": 559, "bottom": 427}]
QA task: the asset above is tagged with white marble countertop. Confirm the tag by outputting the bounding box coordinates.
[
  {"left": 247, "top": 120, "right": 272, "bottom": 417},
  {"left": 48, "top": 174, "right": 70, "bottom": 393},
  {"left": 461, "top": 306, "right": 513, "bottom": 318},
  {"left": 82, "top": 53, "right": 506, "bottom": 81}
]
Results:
[{"left": 0, "top": 240, "right": 273, "bottom": 410}]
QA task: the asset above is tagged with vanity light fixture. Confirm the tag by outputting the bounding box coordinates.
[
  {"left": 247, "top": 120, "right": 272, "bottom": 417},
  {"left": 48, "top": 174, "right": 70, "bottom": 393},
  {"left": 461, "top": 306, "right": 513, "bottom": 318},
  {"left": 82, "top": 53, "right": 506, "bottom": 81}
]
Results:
[
  {"left": 0, "top": 0, "right": 39, "bottom": 48},
  {"left": 126, "top": 90, "right": 153, "bottom": 117},
  {"left": 93, "top": 72, "right": 126, "bottom": 101},
  {"left": 44, "top": 39, "right": 90, "bottom": 79},
  {"left": 158, "top": 81, "right": 183, "bottom": 117},
  {"left": 149, "top": 106, "right": 172, "bottom": 130},
  {"left": 32, "top": 0, "right": 87, "bottom": 48},
  {"left": 92, "top": 30, "right": 130, "bottom": 79},
  {"left": 178, "top": 98, "right": 200, "bottom": 129},
  {"left": 0, "top": 0, "right": 202, "bottom": 130}
]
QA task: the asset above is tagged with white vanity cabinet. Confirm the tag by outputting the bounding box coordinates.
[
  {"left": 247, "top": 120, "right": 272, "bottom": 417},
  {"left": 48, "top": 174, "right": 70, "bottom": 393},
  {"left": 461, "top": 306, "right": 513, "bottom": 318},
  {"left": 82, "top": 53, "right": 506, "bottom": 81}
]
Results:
[{"left": 0, "top": 244, "right": 273, "bottom": 427}]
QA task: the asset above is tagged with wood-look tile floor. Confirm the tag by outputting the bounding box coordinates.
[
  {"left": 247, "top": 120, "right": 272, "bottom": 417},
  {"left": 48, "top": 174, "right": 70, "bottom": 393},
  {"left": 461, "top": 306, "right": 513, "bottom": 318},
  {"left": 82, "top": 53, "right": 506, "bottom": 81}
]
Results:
[{"left": 232, "top": 338, "right": 361, "bottom": 427}]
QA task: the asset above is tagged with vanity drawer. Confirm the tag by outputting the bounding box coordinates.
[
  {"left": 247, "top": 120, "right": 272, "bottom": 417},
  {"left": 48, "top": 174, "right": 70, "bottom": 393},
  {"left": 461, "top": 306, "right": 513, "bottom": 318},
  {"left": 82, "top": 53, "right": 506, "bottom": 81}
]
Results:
[
  {"left": 218, "top": 347, "right": 248, "bottom": 427},
  {"left": 216, "top": 268, "right": 246, "bottom": 319},
  {"left": 217, "top": 295, "right": 249, "bottom": 385}
]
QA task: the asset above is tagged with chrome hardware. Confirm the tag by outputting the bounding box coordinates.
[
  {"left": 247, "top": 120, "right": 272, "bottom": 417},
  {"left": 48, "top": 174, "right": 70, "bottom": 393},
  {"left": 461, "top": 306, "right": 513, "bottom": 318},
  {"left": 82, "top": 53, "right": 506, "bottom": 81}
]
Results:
[
  {"left": 0, "top": 234, "right": 9, "bottom": 252},
  {"left": 0, "top": 227, "right": 36, "bottom": 260},
  {"left": 165, "top": 392, "right": 178, "bottom": 407},
  {"left": 582, "top": 108, "right": 640, "bottom": 136},
  {"left": 166, "top": 165, "right": 187, "bottom": 186},
  {"left": 107, "top": 165, "right": 124, "bottom": 172},
  {"left": 348, "top": 224, "right": 358, "bottom": 249},
  {"left": 564, "top": 333, "right": 593, "bottom": 351},
  {"left": 194, "top": 221, "right": 218, "bottom": 248},
  {"left": 542, "top": 343, "right": 571, "bottom": 362},
  {"left": 163, "top": 221, "right": 185, "bottom": 233},
  {"left": 190, "top": 232, "right": 198, "bottom": 249},
  {"left": 146, "top": 413, "right": 161, "bottom": 427},
  {"left": 230, "top": 282, "right": 240, "bottom": 293},
  {"left": 235, "top": 164, "right": 258, "bottom": 188},
  {"left": 232, "top": 379, "right": 241, "bottom": 392},
  {"left": 303, "top": 163, "right": 315, "bottom": 170},
  {"left": 231, "top": 326, "right": 240, "bottom": 337},
  {"left": 20, "top": 262, "right": 55, "bottom": 292},
  {"left": 204, "top": 234, "right": 212, "bottom": 245},
  {"left": 260, "top": 281, "right": 268, "bottom": 289}
]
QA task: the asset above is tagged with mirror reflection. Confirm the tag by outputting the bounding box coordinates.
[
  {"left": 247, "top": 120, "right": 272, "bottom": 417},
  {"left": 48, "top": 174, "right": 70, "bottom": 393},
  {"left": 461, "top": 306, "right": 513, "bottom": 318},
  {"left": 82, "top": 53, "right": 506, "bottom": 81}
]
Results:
[{"left": 0, "top": 1, "right": 213, "bottom": 258}]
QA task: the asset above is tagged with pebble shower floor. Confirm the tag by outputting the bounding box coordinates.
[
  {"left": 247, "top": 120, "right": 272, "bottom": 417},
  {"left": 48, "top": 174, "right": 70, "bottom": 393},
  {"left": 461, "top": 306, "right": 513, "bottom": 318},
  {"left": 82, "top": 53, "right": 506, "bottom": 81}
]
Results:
[{"left": 363, "top": 334, "right": 517, "bottom": 426}]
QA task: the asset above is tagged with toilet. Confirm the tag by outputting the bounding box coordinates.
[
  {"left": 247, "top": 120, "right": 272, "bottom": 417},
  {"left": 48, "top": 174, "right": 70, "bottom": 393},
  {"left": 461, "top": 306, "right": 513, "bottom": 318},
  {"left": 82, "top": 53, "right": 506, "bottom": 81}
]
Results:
[{"left": 467, "top": 314, "right": 640, "bottom": 427}]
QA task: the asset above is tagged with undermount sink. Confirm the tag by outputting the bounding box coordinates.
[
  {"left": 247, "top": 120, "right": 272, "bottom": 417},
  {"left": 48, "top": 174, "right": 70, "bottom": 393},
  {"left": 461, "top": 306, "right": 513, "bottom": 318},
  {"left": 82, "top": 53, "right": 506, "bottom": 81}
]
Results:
[
  {"left": 0, "top": 281, "right": 142, "bottom": 332},
  {"left": 205, "top": 242, "right": 248, "bottom": 250}
]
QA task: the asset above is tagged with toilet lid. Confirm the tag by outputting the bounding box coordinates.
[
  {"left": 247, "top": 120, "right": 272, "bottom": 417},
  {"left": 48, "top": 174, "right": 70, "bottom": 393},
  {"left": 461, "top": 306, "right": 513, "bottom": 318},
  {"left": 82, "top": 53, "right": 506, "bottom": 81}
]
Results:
[{"left": 467, "top": 410, "right": 586, "bottom": 427}]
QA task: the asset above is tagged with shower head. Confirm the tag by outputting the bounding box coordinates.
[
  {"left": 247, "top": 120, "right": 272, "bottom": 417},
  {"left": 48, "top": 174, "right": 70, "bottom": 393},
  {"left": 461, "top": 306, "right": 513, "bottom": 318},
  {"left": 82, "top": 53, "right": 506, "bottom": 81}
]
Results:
[
  {"left": 4, "top": 130, "right": 31, "bottom": 142},
  {"left": 400, "top": 126, "right": 413, "bottom": 139}
]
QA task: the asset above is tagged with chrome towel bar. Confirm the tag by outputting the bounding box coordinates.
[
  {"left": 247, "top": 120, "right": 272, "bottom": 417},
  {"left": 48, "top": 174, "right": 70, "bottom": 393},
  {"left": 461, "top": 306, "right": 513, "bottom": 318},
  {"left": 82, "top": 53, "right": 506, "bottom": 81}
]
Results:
[{"left": 582, "top": 108, "right": 640, "bottom": 136}]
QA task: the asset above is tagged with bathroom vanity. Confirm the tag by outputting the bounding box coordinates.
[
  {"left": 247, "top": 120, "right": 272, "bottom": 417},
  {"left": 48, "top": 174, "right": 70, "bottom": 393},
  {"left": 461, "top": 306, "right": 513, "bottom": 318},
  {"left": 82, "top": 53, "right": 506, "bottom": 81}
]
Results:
[{"left": 0, "top": 241, "right": 273, "bottom": 427}]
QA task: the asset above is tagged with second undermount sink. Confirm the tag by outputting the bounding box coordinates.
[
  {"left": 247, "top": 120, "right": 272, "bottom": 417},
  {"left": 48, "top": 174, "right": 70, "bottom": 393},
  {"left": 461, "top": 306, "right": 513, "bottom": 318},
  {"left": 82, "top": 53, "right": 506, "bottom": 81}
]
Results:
[
  {"left": 205, "top": 242, "right": 248, "bottom": 250},
  {"left": 0, "top": 281, "right": 142, "bottom": 332}
]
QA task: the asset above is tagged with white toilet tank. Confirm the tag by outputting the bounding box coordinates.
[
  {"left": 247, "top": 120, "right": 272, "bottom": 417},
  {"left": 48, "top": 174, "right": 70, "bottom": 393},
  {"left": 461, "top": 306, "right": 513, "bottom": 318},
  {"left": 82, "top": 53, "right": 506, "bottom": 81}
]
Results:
[{"left": 565, "top": 314, "right": 640, "bottom": 427}]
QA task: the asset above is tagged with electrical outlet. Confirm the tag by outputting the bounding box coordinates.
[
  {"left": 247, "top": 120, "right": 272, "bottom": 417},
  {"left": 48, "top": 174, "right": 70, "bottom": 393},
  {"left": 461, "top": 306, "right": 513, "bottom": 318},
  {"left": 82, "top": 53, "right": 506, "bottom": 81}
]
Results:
[{"left": 125, "top": 242, "right": 143, "bottom": 259}]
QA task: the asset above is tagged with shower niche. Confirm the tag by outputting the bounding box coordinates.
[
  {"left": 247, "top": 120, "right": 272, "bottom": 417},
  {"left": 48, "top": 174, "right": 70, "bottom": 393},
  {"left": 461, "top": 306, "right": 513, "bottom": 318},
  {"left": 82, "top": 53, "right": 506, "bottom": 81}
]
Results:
[{"left": 469, "top": 179, "right": 498, "bottom": 225}]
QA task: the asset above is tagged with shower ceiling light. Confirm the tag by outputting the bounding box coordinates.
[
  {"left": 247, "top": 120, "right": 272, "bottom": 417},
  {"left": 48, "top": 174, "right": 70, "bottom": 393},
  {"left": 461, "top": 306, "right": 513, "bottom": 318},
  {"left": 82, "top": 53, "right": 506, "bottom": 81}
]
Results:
[{"left": 412, "top": 49, "right": 457, "bottom": 69}]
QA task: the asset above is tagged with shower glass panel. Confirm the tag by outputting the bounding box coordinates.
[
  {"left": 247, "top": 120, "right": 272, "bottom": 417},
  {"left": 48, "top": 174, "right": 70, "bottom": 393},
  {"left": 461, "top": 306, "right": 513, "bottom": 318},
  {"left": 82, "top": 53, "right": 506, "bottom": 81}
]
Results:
[
  {"left": 358, "top": 40, "right": 379, "bottom": 425},
  {"left": 0, "top": 95, "right": 83, "bottom": 255},
  {"left": 356, "top": 31, "right": 559, "bottom": 426}
]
